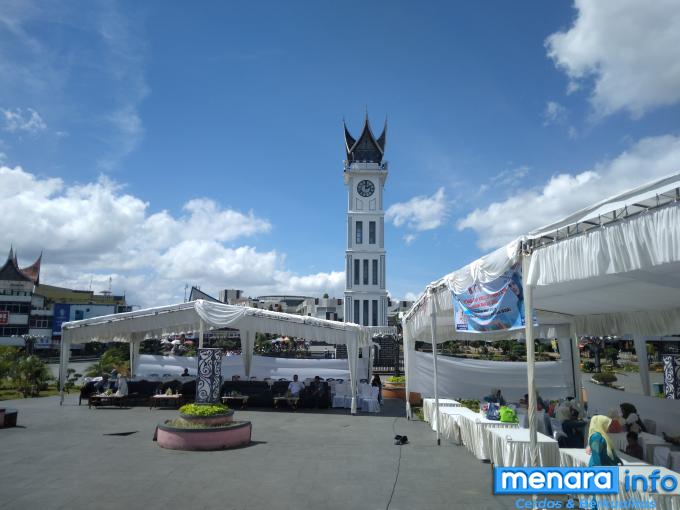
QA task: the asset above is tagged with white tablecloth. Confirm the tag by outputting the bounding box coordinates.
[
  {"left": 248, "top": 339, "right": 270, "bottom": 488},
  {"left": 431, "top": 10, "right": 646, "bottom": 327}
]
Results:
[
  {"left": 610, "top": 432, "right": 672, "bottom": 464},
  {"left": 423, "top": 398, "right": 461, "bottom": 428},
  {"left": 437, "top": 407, "right": 478, "bottom": 443},
  {"left": 458, "top": 413, "right": 520, "bottom": 460},
  {"left": 486, "top": 428, "right": 560, "bottom": 467},
  {"left": 559, "top": 448, "right": 648, "bottom": 467}
]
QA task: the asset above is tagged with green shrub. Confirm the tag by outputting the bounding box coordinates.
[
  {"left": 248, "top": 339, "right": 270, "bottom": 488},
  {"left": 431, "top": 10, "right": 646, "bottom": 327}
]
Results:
[
  {"left": 386, "top": 376, "right": 406, "bottom": 384},
  {"left": 179, "top": 403, "right": 230, "bottom": 416},
  {"left": 592, "top": 372, "right": 617, "bottom": 384},
  {"left": 458, "top": 399, "right": 480, "bottom": 413}
]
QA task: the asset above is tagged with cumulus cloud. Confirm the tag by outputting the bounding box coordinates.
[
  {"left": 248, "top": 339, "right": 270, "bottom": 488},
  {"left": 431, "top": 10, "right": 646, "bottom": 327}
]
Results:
[
  {"left": 457, "top": 134, "right": 680, "bottom": 250},
  {"left": 403, "top": 234, "right": 416, "bottom": 245},
  {"left": 2, "top": 107, "right": 46, "bottom": 134},
  {"left": 543, "top": 101, "right": 567, "bottom": 126},
  {"left": 0, "top": 166, "right": 343, "bottom": 306},
  {"left": 386, "top": 187, "right": 448, "bottom": 233},
  {"left": 546, "top": 0, "right": 680, "bottom": 118}
]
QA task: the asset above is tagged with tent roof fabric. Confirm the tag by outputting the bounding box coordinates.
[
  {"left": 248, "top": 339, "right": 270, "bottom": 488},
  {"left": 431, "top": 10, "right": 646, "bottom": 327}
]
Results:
[
  {"left": 403, "top": 172, "right": 680, "bottom": 341},
  {"left": 61, "top": 299, "right": 394, "bottom": 347}
]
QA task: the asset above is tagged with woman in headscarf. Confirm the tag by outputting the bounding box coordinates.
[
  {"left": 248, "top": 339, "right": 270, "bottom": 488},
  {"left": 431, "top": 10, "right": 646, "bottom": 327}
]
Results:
[
  {"left": 587, "top": 415, "right": 622, "bottom": 466},
  {"left": 607, "top": 408, "right": 623, "bottom": 433}
]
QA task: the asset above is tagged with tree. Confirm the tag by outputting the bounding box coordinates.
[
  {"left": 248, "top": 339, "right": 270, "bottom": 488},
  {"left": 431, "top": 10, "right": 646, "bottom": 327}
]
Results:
[
  {"left": 323, "top": 293, "right": 329, "bottom": 299},
  {"left": 605, "top": 347, "right": 619, "bottom": 367},
  {"left": 13, "top": 355, "right": 53, "bottom": 397},
  {"left": 85, "top": 344, "right": 130, "bottom": 377}
]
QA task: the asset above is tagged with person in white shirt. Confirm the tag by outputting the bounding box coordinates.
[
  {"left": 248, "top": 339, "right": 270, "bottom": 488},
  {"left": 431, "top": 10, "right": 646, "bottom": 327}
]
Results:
[{"left": 287, "top": 374, "right": 305, "bottom": 397}]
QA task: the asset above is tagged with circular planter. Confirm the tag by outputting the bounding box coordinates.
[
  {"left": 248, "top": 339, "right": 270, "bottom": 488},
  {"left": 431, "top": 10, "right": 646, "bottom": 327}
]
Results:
[
  {"left": 179, "top": 410, "right": 234, "bottom": 426},
  {"left": 382, "top": 383, "right": 405, "bottom": 400},
  {"left": 156, "top": 420, "right": 252, "bottom": 451},
  {"left": 408, "top": 392, "right": 422, "bottom": 406}
]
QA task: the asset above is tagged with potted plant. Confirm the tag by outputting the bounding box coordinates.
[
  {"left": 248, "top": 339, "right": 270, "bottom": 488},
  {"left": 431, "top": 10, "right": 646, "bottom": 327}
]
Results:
[
  {"left": 178, "top": 403, "right": 234, "bottom": 426},
  {"left": 383, "top": 376, "right": 406, "bottom": 400}
]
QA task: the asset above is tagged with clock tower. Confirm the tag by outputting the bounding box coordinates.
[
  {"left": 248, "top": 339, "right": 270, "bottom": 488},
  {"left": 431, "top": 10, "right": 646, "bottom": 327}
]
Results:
[{"left": 343, "top": 115, "right": 388, "bottom": 326}]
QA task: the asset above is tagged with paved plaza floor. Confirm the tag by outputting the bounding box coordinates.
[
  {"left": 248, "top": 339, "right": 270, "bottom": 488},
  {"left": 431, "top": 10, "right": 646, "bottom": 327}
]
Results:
[{"left": 0, "top": 396, "right": 516, "bottom": 510}]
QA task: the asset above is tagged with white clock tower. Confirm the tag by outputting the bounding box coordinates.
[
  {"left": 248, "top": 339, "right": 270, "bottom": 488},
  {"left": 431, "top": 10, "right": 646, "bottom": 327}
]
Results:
[{"left": 343, "top": 115, "right": 388, "bottom": 326}]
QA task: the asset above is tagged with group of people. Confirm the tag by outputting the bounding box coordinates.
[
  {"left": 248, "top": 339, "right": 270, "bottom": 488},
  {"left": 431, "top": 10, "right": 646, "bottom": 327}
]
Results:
[
  {"left": 284, "top": 374, "right": 383, "bottom": 405},
  {"left": 94, "top": 369, "right": 128, "bottom": 396},
  {"left": 587, "top": 403, "right": 647, "bottom": 465}
]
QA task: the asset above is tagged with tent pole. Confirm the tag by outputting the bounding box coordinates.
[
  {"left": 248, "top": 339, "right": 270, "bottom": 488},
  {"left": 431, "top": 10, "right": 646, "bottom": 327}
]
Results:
[
  {"left": 59, "top": 337, "right": 69, "bottom": 405},
  {"left": 522, "top": 252, "right": 538, "bottom": 467},
  {"left": 129, "top": 341, "right": 135, "bottom": 379},
  {"left": 403, "top": 326, "right": 411, "bottom": 420},
  {"left": 633, "top": 337, "right": 651, "bottom": 396},
  {"left": 429, "top": 288, "right": 441, "bottom": 446},
  {"left": 199, "top": 319, "right": 204, "bottom": 349}
]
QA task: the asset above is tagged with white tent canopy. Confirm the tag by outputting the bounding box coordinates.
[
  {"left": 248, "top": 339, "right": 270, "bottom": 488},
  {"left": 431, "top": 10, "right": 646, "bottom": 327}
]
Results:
[
  {"left": 59, "top": 299, "right": 395, "bottom": 413},
  {"left": 403, "top": 172, "right": 680, "bottom": 453}
]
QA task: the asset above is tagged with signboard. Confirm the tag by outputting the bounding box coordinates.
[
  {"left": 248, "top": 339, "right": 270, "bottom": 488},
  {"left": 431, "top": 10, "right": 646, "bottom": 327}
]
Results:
[
  {"left": 52, "top": 304, "right": 71, "bottom": 335},
  {"left": 52, "top": 304, "right": 116, "bottom": 336},
  {"left": 0, "top": 311, "right": 8, "bottom": 325},
  {"left": 453, "top": 262, "right": 536, "bottom": 333}
]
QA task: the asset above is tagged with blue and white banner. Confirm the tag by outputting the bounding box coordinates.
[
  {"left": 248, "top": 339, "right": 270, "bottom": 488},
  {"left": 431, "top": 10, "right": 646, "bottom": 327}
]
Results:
[{"left": 453, "top": 262, "right": 535, "bottom": 333}]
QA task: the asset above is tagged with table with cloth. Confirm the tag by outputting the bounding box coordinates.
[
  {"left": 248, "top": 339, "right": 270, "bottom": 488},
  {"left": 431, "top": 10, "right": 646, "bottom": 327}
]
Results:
[
  {"left": 609, "top": 432, "right": 672, "bottom": 464},
  {"left": 435, "top": 407, "right": 478, "bottom": 442},
  {"left": 560, "top": 448, "right": 648, "bottom": 468},
  {"left": 575, "top": 465, "right": 680, "bottom": 510},
  {"left": 486, "top": 428, "right": 559, "bottom": 467},
  {"left": 456, "top": 411, "right": 520, "bottom": 460},
  {"left": 423, "top": 398, "right": 461, "bottom": 429}
]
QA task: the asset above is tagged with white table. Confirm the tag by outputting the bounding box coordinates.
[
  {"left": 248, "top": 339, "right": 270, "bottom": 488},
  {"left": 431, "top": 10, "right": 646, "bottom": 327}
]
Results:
[
  {"left": 457, "top": 413, "right": 519, "bottom": 460},
  {"left": 423, "top": 398, "right": 461, "bottom": 428},
  {"left": 560, "top": 448, "right": 648, "bottom": 467},
  {"left": 436, "top": 407, "right": 478, "bottom": 442},
  {"left": 610, "top": 432, "right": 672, "bottom": 464},
  {"left": 486, "top": 428, "right": 559, "bottom": 467}
]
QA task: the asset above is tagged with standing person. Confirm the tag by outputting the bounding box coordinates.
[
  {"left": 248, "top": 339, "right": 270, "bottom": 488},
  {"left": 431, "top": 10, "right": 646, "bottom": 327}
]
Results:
[
  {"left": 483, "top": 388, "right": 506, "bottom": 406},
  {"left": 371, "top": 374, "right": 382, "bottom": 403},
  {"left": 587, "top": 415, "right": 622, "bottom": 466}
]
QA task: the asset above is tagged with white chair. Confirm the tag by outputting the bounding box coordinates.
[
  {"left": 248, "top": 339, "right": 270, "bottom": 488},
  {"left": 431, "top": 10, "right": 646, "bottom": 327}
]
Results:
[
  {"left": 332, "top": 383, "right": 348, "bottom": 408},
  {"left": 361, "top": 386, "right": 381, "bottom": 413},
  {"left": 653, "top": 446, "right": 672, "bottom": 468},
  {"left": 643, "top": 419, "right": 657, "bottom": 434},
  {"left": 669, "top": 452, "right": 680, "bottom": 473},
  {"left": 550, "top": 418, "right": 567, "bottom": 442}
]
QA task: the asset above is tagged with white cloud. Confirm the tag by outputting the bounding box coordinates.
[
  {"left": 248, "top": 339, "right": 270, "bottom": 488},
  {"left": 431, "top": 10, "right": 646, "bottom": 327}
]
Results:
[
  {"left": 546, "top": 0, "right": 680, "bottom": 118},
  {"left": 386, "top": 187, "right": 448, "bottom": 232},
  {"left": 457, "top": 134, "right": 680, "bottom": 250},
  {"left": 0, "top": 165, "right": 342, "bottom": 306},
  {"left": 2, "top": 107, "right": 46, "bottom": 134},
  {"left": 403, "top": 234, "right": 416, "bottom": 245},
  {"left": 543, "top": 101, "right": 567, "bottom": 126},
  {"left": 403, "top": 292, "right": 420, "bottom": 302}
]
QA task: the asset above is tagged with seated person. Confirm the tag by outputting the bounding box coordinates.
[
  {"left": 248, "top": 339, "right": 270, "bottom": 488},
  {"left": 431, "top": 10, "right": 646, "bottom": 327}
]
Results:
[
  {"left": 95, "top": 373, "right": 111, "bottom": 394},
  {"left": 287, "top": 374, "right": 305, "bottom": 398},
  {"left": 625, "top": 431, "right": 644, "bottom": 460},
  {"left": 620, "top": 403, "right": 645, "bottom": 433},
  {"left": 520, "top": 392, "right": 545, "bottom": 411},
  {"left": 309, "top": 376, "right": 326, "bottom": 407},
  {"left": 561, "top": 408, "right": 586, "bottom": 448},
  {"left": 181, "top": 368, "right": 191, "bottom": 377},
  {"left": 115, "top": 376, "right": 129, "bottom": 396},
  {"left": 607, "top": 408, "right": 623, "bottom": 433},
  {"left": 483, "top": 388, "right": 506, "bottom": 406},
  {"left": 555, "top": 397, "right": 582, "bottom": 421}
]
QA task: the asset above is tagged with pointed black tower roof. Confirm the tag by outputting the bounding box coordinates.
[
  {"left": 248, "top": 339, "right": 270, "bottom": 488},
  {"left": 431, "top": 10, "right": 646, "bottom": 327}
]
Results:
[
  {"left": 0, "top": 247, "right": 42, "bottom": 284},
  {"left": 344, "top": 114, "right": 386, "bottom": 164}
]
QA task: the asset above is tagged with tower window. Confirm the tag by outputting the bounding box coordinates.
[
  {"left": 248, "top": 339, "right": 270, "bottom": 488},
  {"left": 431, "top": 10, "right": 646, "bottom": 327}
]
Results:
[
  {"left": 355, "top": 221, "right": 363, "bottom": 244},
  {"left": 354, "top": 299, "right": 360, "bottom": 325},
  {"left": 363, "top": 300, "right": 369, "bottom": 326},
  {"left": 363, "top": 259, "right": 368, "bottom": 285},
  {"left": 372, "top": 259, "right": 378, "bottom": 285},
  {"left": 372, "top": 300, "right": 378, "bottom": 326},
  {"left": 369, "top": 221, "right": 376, "bottom": 244},
  {"left": 354, "top": 259, "right": 360, "bottom": 285}
]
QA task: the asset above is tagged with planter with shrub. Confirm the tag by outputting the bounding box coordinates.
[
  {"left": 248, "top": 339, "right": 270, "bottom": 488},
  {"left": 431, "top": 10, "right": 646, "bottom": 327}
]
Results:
[{"left": 383, "top": 376, "right": 406, "bottom": 400}]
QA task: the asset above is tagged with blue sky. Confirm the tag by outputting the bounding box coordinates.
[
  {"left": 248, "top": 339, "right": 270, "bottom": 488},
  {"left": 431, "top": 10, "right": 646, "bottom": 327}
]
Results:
[{"left": 1, "top": 0, "right": 680, "bottom": 306}]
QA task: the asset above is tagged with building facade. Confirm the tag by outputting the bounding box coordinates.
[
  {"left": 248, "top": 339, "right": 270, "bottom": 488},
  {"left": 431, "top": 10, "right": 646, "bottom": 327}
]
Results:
[
  {"left": 296, "top": 296, "right": 344, "bottom": 322},
  {"left": 343, "top": 116, "right": 389, "bottom": 326}
]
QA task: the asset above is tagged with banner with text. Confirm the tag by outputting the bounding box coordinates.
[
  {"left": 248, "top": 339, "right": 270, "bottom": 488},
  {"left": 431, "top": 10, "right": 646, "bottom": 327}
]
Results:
[{"left": 453, "top": 262, "right": 535, "bottom": 333}]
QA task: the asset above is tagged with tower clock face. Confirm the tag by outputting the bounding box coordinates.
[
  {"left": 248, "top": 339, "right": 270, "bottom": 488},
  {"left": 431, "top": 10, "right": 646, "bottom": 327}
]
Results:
[{"left": 357, "top": 179, "right": 375, "bottom": 197}]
